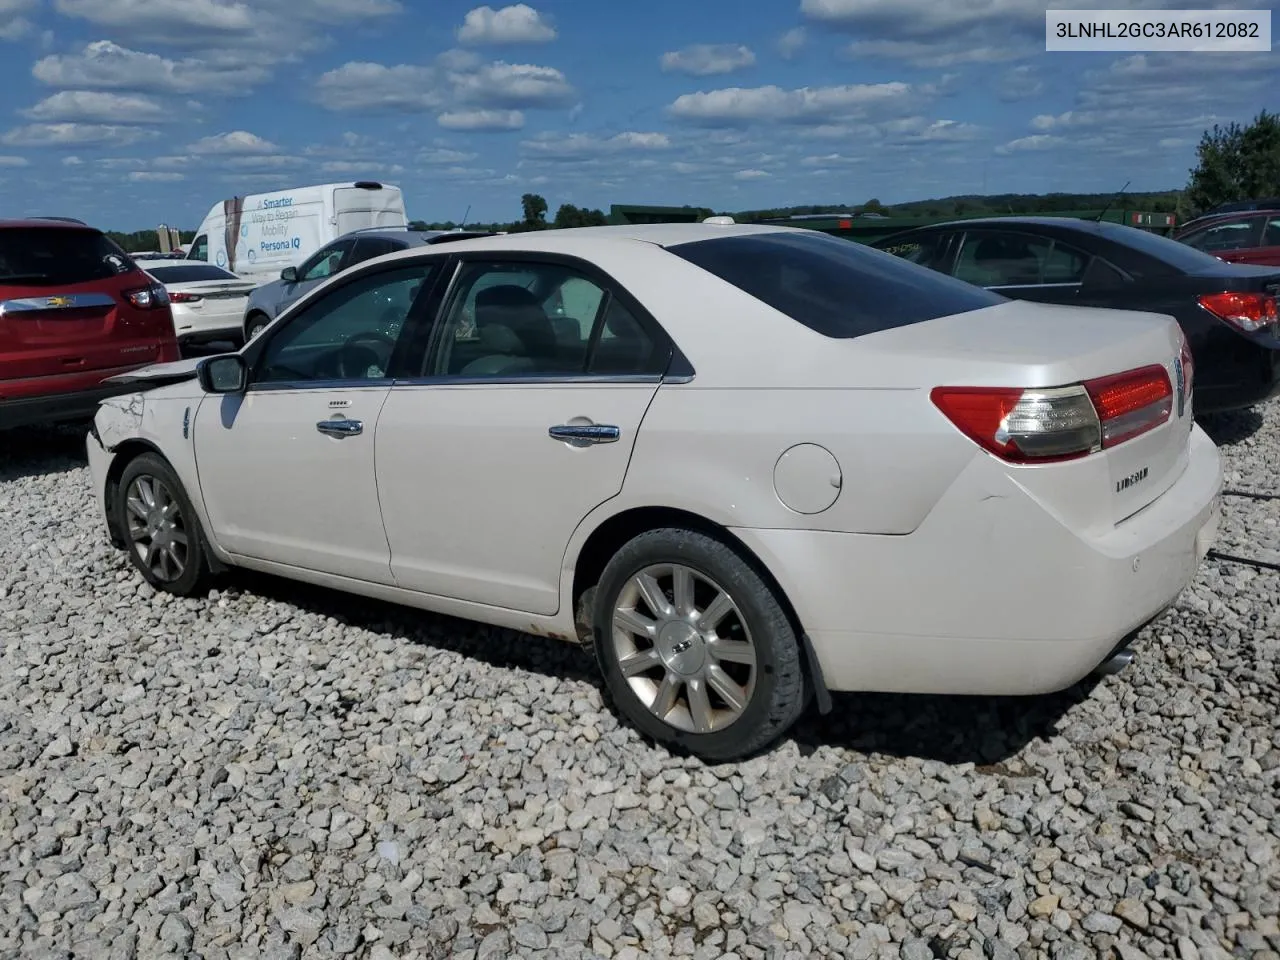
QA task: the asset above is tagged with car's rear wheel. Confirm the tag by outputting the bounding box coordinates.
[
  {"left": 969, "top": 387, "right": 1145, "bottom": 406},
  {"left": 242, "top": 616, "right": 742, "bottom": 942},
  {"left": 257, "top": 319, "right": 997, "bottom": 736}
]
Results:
[
  {"left": 115, "top": 452, "right": 211, "bottom": 597},
  {"left": 591, "top": 527, "right": 807, "bottom": 761}
]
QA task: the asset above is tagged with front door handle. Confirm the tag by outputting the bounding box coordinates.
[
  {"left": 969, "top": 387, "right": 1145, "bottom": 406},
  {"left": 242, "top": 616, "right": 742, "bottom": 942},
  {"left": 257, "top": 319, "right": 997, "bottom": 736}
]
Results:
[
  {"left": 317, "top": 417, "right": 364, "bottom": 438},
  {"left": 549, "top": 423, "right": 620, "bottom": 447}
]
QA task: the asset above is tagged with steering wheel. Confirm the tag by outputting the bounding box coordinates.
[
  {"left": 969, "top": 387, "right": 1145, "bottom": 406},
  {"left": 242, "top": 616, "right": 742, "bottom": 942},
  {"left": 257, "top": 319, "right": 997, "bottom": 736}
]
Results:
[{"left": 336, "top": 332, "right": 397, "bottom": 379}]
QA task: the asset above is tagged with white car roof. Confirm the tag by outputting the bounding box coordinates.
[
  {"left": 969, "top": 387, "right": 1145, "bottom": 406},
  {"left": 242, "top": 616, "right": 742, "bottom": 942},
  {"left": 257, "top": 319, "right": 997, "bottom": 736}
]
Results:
[{"left": 373, "top": 221, "right": 797, "bottom": 265}]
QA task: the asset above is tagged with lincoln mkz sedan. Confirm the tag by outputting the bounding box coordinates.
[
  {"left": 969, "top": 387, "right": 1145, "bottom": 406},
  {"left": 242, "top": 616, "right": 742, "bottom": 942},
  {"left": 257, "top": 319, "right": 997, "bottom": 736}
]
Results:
[{"left": 86, "top": 223, "right": 1223, "bottom": 760}]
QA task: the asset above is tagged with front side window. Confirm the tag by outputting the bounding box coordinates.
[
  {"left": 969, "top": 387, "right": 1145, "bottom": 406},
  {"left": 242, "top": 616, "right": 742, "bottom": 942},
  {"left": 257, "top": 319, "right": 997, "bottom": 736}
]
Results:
[
  {"left": 1182, "top": 217, "right": 1262, "bottom": 253},
  {"left": 875, "top": 233, "right": 953, "bottom": 273},
  {"left": 188, "top": 235, "right": 209, "bottom": 262},
  {"left": 428, "top": 260, "right": 663, "bottom": 378},
  {"left": 299, "top": 238, "right": 356, "bottom": 282},
  {"left": 255, "top": 264, "right": 435, "bottom": 384},
  {"left": 668, "top": 230, "right": 1004, "bottom": 339},
  {"left": 350, "top": 236, "right": 402, "bottom": 266},
  {"left": 1263, "top": 217, "right": 1280, "bottom": 247}
]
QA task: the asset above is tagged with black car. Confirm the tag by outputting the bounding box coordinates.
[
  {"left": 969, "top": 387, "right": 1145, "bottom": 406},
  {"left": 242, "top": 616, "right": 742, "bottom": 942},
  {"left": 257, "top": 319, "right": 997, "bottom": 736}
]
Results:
[{"left": 871, "top": 217, "right": 1280, "bottom": 413}]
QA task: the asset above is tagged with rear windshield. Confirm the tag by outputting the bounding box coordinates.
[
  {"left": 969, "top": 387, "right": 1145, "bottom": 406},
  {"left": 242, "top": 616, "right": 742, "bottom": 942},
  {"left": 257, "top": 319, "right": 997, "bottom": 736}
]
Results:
[
  {"left": 0, "top": 227, "right": 137, "bottom": 287},
  {"left": 667, "top": 230, "right": 1006, "bottom": 338},
  {"left": 147, "top": 264, "right": 239, "bottom": 283},
  {"left": 1092, "top": 221, "right": 1240, "bottom": 275}
]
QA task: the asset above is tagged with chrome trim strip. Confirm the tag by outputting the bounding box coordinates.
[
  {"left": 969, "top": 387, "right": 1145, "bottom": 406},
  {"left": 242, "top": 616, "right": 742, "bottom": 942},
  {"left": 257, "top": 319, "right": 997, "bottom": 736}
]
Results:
[
  {"left": 245, "top": 372, "right": 679, "bottom": 392},
  {"left": 985, "top": 282, "right": 1083, "bottom": 291},
  {"left": 0, "top": 291, "right": 116, "bottom": 315}
]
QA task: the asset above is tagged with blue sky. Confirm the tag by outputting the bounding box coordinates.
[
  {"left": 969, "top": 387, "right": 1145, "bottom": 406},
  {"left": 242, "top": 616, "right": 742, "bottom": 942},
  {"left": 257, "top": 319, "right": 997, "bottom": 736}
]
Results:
[{"left": 0, "top": 0, "right": 1274, "bottom": 231}]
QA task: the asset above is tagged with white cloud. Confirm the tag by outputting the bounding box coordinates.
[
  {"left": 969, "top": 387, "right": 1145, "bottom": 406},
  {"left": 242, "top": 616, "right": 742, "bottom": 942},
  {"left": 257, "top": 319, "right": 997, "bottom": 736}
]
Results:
[
  {"left": 453, "top": 61, "right": 574, "bottom": 108},
  {"left": 128, "top": 170, "right": 184, "bottom": 182},
  {"left": 52, "top": 0, "right": 402, "bottom": 55},
  {"left": 661, "top": 44, "right": 755, "bottom": 77},
  {"left": 668, "top": 81, "right": 918, "bottom": 127},
  {"left": 222, "top": 155, "right": 306, "bottom": 170},
  {"left": 418, "top": 147, "right": 478, "bottom": 163},
  {"left": 33, "top": 41, "right": 271, "bottom": 95},
  {"left": 995, "top": 134, "right": 1067, "bottom": 155},
  {"left": 0, "top": 123, "right": 159, "bottom": 148},
  {"left": 843, "top": 39, "right": 1021, "bottom": 67},
  {"left": 733, "top": 168, "right": 770, "bottom": 180},
  {"left": 0, "top": 154, "right": 28, "bottom": 167},
  {"left": 315, "top": 62, "right": 444, "bottom": 112},
  {"left": 21, "top": 91, "right": 172, "bottom": 124},
  {"left": 521, "top": 131, "right": 672, "bottom": 160},
  {"left": 997, "top": 64, "right": 1043, "bottom": 102},
  {"left": 457, "top": 4, "right": 555, "bottom": 45},
  {"left": 186, "top": 130, "right": 278, "bottom": 154},
  {"left": 778, "top": 27, "right": 806, "bottom": 59},
  {"left": 315, "top": 55, "right": 573, "bottom": 115},
  {"left": 320, "top": 160, "right": 405, "bottom": 175},
  {"left": 61, "top": 155, "right": 83, "bottom": 165},
  {"left": 437, "top": 109, "right": 524, "bottom": 131}
]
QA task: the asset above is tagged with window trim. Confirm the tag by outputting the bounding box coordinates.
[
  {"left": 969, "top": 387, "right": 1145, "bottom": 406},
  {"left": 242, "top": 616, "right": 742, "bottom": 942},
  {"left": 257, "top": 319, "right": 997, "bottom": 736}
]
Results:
[
  {"left": 397, "top": 250, "right": 692, "bottom": 387},
  {"left": 241, "top": 258, "right": 451, "bottom": 392},
  {"left": 1179, "top": 215, "right": 1266, "bottom": 254},
  {"left": 189, "top": 234, "right": 209, "bottom": 262},
  {"left": 951, "top": 228, "right": 1095, "bottom": 291}
]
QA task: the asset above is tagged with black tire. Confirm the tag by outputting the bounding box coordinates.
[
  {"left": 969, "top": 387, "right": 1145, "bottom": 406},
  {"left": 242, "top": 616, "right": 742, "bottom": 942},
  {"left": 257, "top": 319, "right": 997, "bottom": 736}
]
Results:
[
  {"left": 591, "top": 527, "right": 807, "bottom": 762},
  {"left": 114, "top": 452, "right": 212, "bottom": 597},
  {"left": 245, "top": 313, "right": 270, "bottom": 341}
]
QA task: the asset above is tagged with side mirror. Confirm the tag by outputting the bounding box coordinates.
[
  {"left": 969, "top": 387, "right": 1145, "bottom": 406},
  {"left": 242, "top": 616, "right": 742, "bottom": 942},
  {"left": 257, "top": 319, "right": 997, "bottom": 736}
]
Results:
[
  {"left": 197, "top": 354, "right": 248, "bottom": 394},
  {"left": 281, "top": 266, "right": 298, "bottom": 283}
]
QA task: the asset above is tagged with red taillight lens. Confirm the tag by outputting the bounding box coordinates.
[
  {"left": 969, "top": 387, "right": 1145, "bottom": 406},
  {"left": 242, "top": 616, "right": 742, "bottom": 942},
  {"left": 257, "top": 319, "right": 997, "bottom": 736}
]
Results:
[
  {"left": 932, "top": 364, "right": 1175, "bottom": 464},
  {"left": 930, "top": 385, "right": 1101, "bottom": 463},
  {"left": 169, "top": 291, "right": 202, "bottom": 303},
  {"left": 1083, "top": 364, "right": 1173, "bottom": 447},
  {"left": 123, "top": 283, "right": 171, "bottom": 310},
  {"left": 1198, "top": 291, "right": 1278, "bottom": 333}
]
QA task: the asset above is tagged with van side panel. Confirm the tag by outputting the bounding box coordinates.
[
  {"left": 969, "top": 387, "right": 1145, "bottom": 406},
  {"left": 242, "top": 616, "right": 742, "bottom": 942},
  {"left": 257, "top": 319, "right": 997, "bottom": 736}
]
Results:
[{"left": 333, "top": 185, "right": 407, "bottom": 234}]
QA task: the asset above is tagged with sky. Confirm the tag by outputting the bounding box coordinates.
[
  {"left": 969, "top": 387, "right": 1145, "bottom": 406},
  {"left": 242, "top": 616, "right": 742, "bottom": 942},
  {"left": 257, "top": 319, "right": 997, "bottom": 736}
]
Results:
[{"left": 0, "top": 0, "right": 1275, "bottom": 231}]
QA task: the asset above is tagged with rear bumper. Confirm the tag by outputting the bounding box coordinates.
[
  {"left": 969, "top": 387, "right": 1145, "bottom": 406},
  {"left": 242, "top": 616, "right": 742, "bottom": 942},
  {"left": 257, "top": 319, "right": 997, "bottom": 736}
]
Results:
[
  {"left": 1194, "top": 339, "right": 1280, "bottom": 413},
  {"left": 0, "top": 379, "right": 141, "bottom": 431},
  {"left": 731, "top": 425, "right": 1223, "bottom": 697}
]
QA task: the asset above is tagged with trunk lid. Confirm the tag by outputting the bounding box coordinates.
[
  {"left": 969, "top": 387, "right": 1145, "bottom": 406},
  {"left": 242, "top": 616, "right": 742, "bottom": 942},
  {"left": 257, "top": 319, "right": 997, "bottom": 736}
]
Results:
[
  {"left": 0, "top": 227, "right": 175, "bottom": 381},
  {"left": 856, "top": 300, "right": 1193, "bottom": 529}
]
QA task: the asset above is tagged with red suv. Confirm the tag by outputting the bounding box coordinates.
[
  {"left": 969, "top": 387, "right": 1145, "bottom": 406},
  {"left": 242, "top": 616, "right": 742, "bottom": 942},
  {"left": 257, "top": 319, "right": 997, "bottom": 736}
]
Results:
[
  {"left": 1, "top": 218, "right": 179, "bottom": 431},
  {"left": 1174, "top": 209, "right": 1280, "bottom": 267}
]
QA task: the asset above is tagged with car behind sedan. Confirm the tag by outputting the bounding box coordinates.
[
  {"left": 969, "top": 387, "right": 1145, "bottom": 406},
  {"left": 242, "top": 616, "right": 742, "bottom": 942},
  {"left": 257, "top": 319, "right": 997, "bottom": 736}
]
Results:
[
  {"left": 142, "top": 260, "right": 258, "bottom": 349},
  {"left": 872, "top": 217, "right": 1280, "bottom": 413},
  {"left": 85, "top": 223, "right": 1222, "bottom": 760}
]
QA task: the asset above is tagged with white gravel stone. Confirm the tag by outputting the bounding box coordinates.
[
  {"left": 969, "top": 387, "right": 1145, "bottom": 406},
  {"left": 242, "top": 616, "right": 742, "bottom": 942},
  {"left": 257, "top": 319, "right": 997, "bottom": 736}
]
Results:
[{"left": 2, "top": 408, "right": 1279, "bottom": 959}]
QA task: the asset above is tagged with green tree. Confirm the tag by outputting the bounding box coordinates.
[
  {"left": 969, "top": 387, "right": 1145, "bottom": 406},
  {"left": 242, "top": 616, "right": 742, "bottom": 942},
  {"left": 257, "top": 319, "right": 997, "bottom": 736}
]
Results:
[
  {"left": 517, "top": 192, "right": 548, "bottom": 231},
  {"left": 552, "top": 203, "right": 608, "bottom": 228},
  {"left": 1185, "top": 110, "right": 1280, "bottom": 216}
]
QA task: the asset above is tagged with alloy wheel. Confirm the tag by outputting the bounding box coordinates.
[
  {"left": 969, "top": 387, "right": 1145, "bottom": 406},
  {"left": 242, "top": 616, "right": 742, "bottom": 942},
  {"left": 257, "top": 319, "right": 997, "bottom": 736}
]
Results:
[
  {"left": 124, "top": 474, "right": 189, "bottom": 582},
  {"left": 611, "top": 563, "right": 758, "bottom": 734}
]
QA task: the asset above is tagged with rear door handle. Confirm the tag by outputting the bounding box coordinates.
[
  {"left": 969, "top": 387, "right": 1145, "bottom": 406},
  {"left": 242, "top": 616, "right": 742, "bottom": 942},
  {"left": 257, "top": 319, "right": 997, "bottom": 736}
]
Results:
[
  {"left": 317, "top": 417, "right": 364, "bottom": 438},
  {"left": 549, "top": 423, "right": 620, "bottom": 447}
]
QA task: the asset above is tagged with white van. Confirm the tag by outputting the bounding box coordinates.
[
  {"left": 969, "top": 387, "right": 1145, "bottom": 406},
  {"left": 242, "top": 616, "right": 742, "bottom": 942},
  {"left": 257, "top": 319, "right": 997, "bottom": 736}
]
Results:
[{"left": 184, "top": 181, "right": 407, "bottom": 283}]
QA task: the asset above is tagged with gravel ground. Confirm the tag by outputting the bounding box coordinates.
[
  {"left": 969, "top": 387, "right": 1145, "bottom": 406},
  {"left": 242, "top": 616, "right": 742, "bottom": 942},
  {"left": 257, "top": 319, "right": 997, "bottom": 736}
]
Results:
[{"left": 1, "top": 404, "right": 1278, "bottom": 960}]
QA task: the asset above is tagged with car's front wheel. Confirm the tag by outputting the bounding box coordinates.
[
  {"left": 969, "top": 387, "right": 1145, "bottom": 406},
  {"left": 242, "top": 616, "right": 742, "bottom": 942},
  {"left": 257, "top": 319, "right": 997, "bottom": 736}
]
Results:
[
  {"left": 591, "top": 527, "right": 808, "bottom": 761},
  {"left": 114, "top": 452, "right": 212, "bottom": 597},
  {"left": 244, "top": 312, "right": 271, "bottom": 341}
]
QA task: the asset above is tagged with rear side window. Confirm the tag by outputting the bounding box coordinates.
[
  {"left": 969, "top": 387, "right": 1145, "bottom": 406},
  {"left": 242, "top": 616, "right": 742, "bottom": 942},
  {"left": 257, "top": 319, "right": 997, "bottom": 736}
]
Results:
[
  {"left": 0, "top": 227, "right": 137, "bottom": 287},
  {"left": 667, "top": 231, "right": 1005, "bottom": 339},
  {"left": 146, "top": 264, "right": 239, "bottom": 283}
]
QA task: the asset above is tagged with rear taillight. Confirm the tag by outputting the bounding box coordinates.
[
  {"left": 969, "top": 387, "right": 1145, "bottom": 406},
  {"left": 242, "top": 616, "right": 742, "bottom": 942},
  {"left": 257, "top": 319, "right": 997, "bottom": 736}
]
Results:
[
  {"left": 1198, "top": 291, "right": 1278, "bottom": 333},
  {"left": 123, "top": 282, "right": 170, "bottom": 309},
  {"left": 169, "top": 292, "right": 202, "bottom": 303},
  {"left": 932, "top": 364, "right": 1173, "bottom": 464}
]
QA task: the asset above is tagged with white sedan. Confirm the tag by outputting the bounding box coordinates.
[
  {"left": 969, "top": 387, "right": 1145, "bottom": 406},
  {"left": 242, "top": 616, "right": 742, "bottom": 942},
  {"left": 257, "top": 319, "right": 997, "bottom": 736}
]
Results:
[
  {"left": 141, "top": 259, "right": 259, "bottom": 347},
  {"left": 85, "top": 222, "right": 1223, "bottom": 760}
]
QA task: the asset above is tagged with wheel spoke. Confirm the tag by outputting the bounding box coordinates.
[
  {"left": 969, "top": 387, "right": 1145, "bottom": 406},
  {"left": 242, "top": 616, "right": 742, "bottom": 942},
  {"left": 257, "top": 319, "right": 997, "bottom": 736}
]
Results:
[
  {"left": 707, "top": 636, "right": 757, "bottom": 667},
  {"left": 686, "top": 677, "right": 715, "bottom": 733},
  {"left": 652, "top": 672, "right": 680, "bottom": 719},
  {"left": 633, "top": 572, "right": 672, "bottom": 618},
  {"left": 144, "top": 540, "right": 161, "bottom": 572},
  {"left": 164, "top": 542, "right": 184, "bottom": 573},
  {"left": 671, "top": 565, "right": 695, "bottom": 617},
  {"left": 706, "top": 664, "right": 748, "bottom": 715},
  {"left": 170, "top": 529, "right": 188, "bottom": 548},
  {"left": 137, "top": 478, "right": 157, "bottom": 511},
  {"left": 697, "top": 591, "right": 734, "bottom": 632},
  {"left": 614, "top": 606, "right": 657, "bottom": 639},
  {"left": 619, "top": 647, "right": 661, "bottom": 677},
  {"left": 126, "top": 496, "right": 149, "bottom": 522}
]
